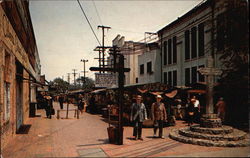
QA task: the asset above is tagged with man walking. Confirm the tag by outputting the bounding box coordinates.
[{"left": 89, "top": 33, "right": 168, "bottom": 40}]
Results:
[
  {"left": 151, "top": 95, "right": 167, "bottom": 139},
  {"left": 59, "top": 94, "right": 64, "bottom": 110},
  {"left": 130, "top": 95, "right": 148, "bottom": 140}
]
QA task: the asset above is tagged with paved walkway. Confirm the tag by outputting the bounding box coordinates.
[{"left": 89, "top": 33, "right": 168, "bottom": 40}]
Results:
[{"left": 2, "top": 102, "right": 250, "bottom": 157}]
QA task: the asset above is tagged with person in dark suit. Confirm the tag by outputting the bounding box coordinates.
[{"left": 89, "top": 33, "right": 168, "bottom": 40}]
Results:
[
  {"left": 187, "top": 98, "right": 196, "bottom": 126},
  {"left": 130, "top": 95, "right": 148, "bottom": 140},
  {"left": 58, "top": 94, "right": 64, "bottom": 110},
  {"left": 151, "top": 95, "right": 167, "bottom": 139}
]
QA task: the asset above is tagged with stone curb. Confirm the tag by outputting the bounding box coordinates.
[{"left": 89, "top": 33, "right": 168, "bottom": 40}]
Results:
[
  {"left": 179, "top": 128, "right": 246, "bottom": 141},
  {"left": 190, "top": 125, "right": 233, "bottom": 135},
  {"left": 169, "top": 129, "right": 250, "bottom": 147}
]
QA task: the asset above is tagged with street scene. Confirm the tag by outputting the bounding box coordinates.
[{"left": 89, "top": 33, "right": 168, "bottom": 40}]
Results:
[{"left": 0, "top": 0, "right": 249, "bottom": 157}]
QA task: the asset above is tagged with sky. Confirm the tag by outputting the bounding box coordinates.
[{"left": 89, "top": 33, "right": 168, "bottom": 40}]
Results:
[{"left": 29, "top": 0, "right": 203, "bottom": 82}]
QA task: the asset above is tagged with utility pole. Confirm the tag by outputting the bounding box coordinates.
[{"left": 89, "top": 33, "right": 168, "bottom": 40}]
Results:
[
  {"left": 67, "top": 73, "right": 71, "bottom": 84},
  {"left": 80, "top": 59, "right": 88, "bottom": 84},
  {"left": 89, "top": 46, "right": 129, "bottom": 145},
  {"left": 98, "top": 25, "right": 111, "bottom": 72},
  {"left": 72, "top": 69, "right": 77, "bottom": 86}
]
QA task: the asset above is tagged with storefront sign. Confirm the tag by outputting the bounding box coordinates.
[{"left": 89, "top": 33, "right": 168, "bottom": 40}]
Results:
[{"left": 95, "top": 73, "right": 117, "bottom": 88}]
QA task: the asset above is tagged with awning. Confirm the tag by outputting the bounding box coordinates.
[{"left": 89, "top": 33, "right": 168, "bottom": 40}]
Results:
[
  {"left": 165, "top": 90, "right": 178, "bottom": 98},
  {"left": 187, "top": 89, "right": 206, "bottom": 94},
  {"left": 90, "top": 88, "right": 107, "bottom": 94}
]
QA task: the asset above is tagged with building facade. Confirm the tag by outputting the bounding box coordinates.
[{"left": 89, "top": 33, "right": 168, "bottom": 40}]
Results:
[
  {"left": 0, "top": 0, "right": 41, "bottom": 148},
  {"left": 158, "top": 0, "right": 230, "bottom": 87},
  {"left": 138, "top": 43, "right": 161, "bottom": 84},
  {"left": 112, "top": 35, "right": 145, "bottom": 86}
]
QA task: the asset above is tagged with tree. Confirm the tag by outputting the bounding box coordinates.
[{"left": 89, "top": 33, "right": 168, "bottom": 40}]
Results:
[
  {"left": 49, "top": 78, "right": 69, "bottom": 95},
  {"left": 216, "top": 0, "right": 249, "bottom": 127},
  {"left": 76, "top": 76, "right": 95, "bottom": 90}
]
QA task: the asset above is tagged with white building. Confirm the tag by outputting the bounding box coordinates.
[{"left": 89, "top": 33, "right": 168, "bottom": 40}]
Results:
[
  {"left": 138, "top": 42, "right": 161, "bottom": 84},
  {"left": 112, "top": 35, "right": 145, "bottom": 85},
  {"left": 157, "top": 0, "right": 229, "bottom": 87}
]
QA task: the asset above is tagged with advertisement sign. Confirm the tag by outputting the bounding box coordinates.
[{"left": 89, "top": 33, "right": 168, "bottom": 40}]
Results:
[{"left": 95, "top": 73, "right": 117, "bottom": 88}]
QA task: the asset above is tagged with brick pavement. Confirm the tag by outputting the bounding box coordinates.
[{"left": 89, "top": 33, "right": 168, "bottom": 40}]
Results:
[{"left": 2, "top": 102, "right": 250, "bottom": 158}]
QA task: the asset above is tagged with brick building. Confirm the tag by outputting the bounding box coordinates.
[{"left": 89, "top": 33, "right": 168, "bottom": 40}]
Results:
[{"left": 0, "top": 0, "right": 41, "bottom": 149}]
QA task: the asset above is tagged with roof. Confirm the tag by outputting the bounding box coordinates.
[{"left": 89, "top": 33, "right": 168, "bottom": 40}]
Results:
[{"left": 157, "top": 0, "right": 211, "bottom": 34}]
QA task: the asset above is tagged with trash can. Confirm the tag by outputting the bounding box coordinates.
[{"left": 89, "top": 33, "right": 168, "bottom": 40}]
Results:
[
  {"left": 107, "top": 126, "right": 118, "bottom": 144},
  {"left": 29, "top": 102, "right": 37, "bottom": 117}
]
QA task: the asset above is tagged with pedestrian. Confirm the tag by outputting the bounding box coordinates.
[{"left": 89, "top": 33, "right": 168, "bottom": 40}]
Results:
[
  {"left": 187, "top": 98, "right": 196, "bottom": 126},
  {"left": 176, "top": 99, "right": 183, "bottom": 120},
  {"left": 44, "top": 93, "right": 53, "bottom": 119},
  {"left": 151, "top": 95, "right": 167, "bottom": 139},
  {"left": 192, "top": 95, "right": 200, "bottom": 122},
  {"left": 77, "top": 94, "right": 85, "bottom": 114},
  {"left": 215, "top": 97, "right": 226, "bottom": 122},
  {"left": 130, "top": 95, "right": 148, "bottom": 140},
  {"left": 58, "top": 94, "right": 64, "bottom": 110}
]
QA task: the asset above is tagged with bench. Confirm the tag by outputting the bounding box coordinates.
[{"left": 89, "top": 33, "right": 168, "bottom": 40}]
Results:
[{"left": 57, "top": 109, "right": 79, "bottom": 119}]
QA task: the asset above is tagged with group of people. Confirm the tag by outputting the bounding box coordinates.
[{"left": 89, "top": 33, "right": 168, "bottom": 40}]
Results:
[
  {"left": 130, "top": 95, "right": 167, "bottom": 140},
  {"left": 130, "top": 94, "right": 226, "bottom": 141},
  {"left": 39, "top": 92, "right": 54, "bottom": 119}
]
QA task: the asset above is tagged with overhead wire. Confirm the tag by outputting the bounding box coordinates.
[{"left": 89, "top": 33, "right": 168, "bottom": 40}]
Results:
[
  {"left": 77, "top": 0, "right": 101, "bottom": 46},
  {"left": 92, "top": 0, "right": 103, "bottom": 26}
]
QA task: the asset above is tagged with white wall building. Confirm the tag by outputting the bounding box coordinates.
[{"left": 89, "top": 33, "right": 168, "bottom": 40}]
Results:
[
  {"left": 138, "top": 43, "right": 161, "bottom": 84},
  {"left": 112, "top": 35, "right": 145, "bottom": 85},
  {"left": 157, "top": 0, "right": 228, "bottom": 87}
]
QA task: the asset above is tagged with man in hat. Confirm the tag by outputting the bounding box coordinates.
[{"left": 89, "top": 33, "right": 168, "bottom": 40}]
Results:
[
  {"left": 151, "top": 95, "right": 167, "bottom": 139},
  {"left": 130, "top": 95, "right": 148, "bottom": 140}
]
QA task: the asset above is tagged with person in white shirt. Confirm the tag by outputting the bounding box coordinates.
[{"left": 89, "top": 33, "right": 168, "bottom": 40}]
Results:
[{"left": 191, "top": 95, "right": 200, "bottom": 123}]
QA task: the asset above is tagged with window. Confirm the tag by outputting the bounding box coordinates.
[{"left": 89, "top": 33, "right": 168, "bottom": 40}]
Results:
[
  {"left": 163, "top": 41, "right": 167, "bottom": 65},
  {"left": 191, "top": 66, "right": 197, "bottom": 83},
  {"left": 147, "top": 61, "right": 152, "bottom": 73},
  {"left": 185, "top": 30, "right": 190, "bottom": 60},
  {"left": 136, "top": 78, "right": 138, "bottom": 83},
  {"left": 164, "top": 72, "right": 167, "bottom": 84},
  {"left": 140, "top": 64, "right": 144, "bottom": 74},
  {"left": 173, "top": 70, "right": 177, "bottom": 87},
  {"left": 198, "top": 65, "right": 205, "bottom": 82},
  {"left": 198, "top": 23, "right": 205, "bottom": 57},
  {"left": 168, "top": 71, "right": 172, "bottom": 86},
  {"left": 168, "top": 39, "right": 172, "bottom": 64},
  {"left": 173, "top": 36, "right": 177, "bottom": 64},
  {"left": 185, "top": 68, "right": 190, "bottom": 86},
  {"left": 4, "top": 82, "right": 11, "bottom": 121},
  {"left": 191, "top": 27, "right": 197, "bottom": 59}
]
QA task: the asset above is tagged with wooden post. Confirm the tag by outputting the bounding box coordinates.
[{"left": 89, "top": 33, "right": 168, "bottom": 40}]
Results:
[{"left": 117, "top": 54, "right": 125, "bottom": 145}]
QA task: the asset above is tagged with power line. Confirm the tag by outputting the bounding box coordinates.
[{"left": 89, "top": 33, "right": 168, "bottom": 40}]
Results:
[
  {"left": 92, "top": 0, "right": 103, "bottom": 25},
  {"left": 77, "top": 0, "right": 101, "bottom": 46}
]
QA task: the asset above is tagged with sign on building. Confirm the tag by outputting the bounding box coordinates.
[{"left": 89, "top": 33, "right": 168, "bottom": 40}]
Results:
[{"left": 95, "top": 73, "right": 118, "bottom": 88}]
